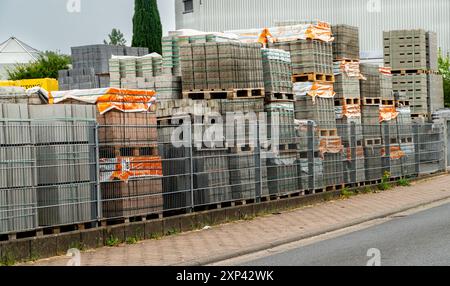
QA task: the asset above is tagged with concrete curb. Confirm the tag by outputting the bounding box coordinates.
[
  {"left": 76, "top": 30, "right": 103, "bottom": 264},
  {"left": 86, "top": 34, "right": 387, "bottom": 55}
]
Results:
[{"left": 181, "top": 194, "right": 450, "bottom": 266}]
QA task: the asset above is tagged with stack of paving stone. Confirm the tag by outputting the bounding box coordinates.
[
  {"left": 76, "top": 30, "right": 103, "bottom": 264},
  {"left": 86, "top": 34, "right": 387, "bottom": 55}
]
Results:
[
  {"left": 360, "top": 64, "right": 395, "bottom": 181},
  {"left": 59, "top": 45, "right": 148, "bottom": 91},
  {"left": 109, "top": 54, "right": 182, "bottom": 101},
  {"left": 332, "top": 25, "right": 360, "bottom": 60},
  {"left": 384, "top": 29, "right": 444, "bottom": 118},
  {"left": 272, "top": 40, "right": 334, "bottom": 77},
  {"left": 0, "top": 103, "right": 98, "bottom": 234},
  {"left": 334, "top": 59, "right": 365, "bottom": 186},
  {"left": 261, "top": 49, "right": 294, "bottom": 102},
  {"left": 0, "top": 104, "right": 37, "bottom": 234},
  {"left": 162, "top": 32, "right": 236, "bottom": 77},
  {"left": 180, "top": 42, "right": 264, "bottom": 94},
  {"left": 265, "top": 102, "right": 298, "bottom": 195}
]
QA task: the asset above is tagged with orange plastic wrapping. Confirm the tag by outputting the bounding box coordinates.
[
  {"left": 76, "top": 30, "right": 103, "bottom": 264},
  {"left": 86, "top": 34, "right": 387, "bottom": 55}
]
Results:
[
  {"left": 381, "top": 146, "right": 406, "bottom": 160},
  {"left": 336, "top": 61, "right": 366, "bottom": 80},
  {"left": 110, "top": 156, "right": 163, "bottom": 182},
  {"left": 49, "top": 88, "right": 158, "bottom": 115},
  {"left": 294, "top": 82, "right": 335, "bottom": 103},
  {"left": 346, "top": 146, "right": 364, "bottom": 161},
  {"left": 96, "top": 88, "right": 157, "bottom": 114},
  {"left": 343, "top": 104, "right": 362, "bottom": 119},
  {"left": 304, "top": 21, "right": 334, "bottom": 42},
  {"left": 378, "top": 67, "right": 392, "bottom": 76},
  {"left": 255, "top": 21, "right": 334, "bottom": 44},
  {"left": 319, "top": 137, "right": 343, "bottom": 155},
  {"left": 379, "top": 105, "right": 399, "bottom": 122},
  {"left": 258, "top": 28, "right": 273, "bottom": 45}
]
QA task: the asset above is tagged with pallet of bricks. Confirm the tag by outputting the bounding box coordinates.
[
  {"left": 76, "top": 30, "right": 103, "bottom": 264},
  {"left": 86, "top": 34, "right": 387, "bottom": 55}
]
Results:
[
  {"left": 50, "top": 88, "right": 164, "bottom": 222},
  {"left": 109, "top": 54, "right": 183, "bottom": 102},
  {"left": 261, "top": 48, "right": 299, "bottom": 197},
  {"left": 180, "top": 41, "right": 264, "bottom": 100},
  {"left": 384, "top": 29, "right": 444, "bottom": 120},
  {"left": 270, "top": 23, "right": 344, "bottom": 192},
  {"left": 58, "top": 45, "right": 149, "bottom": 91},
  {"left": 178, "top": 39, "right": 270, "bottom": 205},
  {"left": 1, "top": 87, "right": 97, "bottom": 238},
  {"left": 332, "top": 25, "right": 366, "bottom": 186},
  {"left": 360, "top": 64, "right": 400, "bottom": 182},
  {"left": 157, "top": 100, "right": 232, "bottom": 211},
  {"left": 157, "top": 99, "right": 268, "bottom": 209}
]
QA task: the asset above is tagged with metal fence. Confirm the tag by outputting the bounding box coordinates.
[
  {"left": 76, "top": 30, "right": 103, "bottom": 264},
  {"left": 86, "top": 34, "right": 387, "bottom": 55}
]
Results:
[{"left": 0, "top": 119, "right": 447, "bottom": 237}]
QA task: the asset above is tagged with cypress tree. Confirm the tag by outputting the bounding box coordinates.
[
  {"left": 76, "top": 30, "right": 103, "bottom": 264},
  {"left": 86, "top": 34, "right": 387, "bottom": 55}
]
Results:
[{"left": 132, "top": 0, "right": 163, "bottom": 54}]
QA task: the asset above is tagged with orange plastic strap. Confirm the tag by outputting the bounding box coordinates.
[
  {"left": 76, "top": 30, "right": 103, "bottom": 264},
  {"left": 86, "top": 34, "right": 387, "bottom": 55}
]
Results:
[{"left": 111, "top": 156, "right": 163, "bottom": 182}]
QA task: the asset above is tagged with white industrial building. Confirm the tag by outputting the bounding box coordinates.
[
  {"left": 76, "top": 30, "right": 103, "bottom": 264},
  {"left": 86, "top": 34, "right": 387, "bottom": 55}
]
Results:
[{"left": 175, "top": 0, "right": 450, "bottom": 58}]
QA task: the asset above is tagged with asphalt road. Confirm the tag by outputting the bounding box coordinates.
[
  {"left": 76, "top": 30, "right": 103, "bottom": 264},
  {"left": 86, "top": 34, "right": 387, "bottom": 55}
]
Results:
[{"left": 243, "top": 203, "right": 450, "bottom": 266}]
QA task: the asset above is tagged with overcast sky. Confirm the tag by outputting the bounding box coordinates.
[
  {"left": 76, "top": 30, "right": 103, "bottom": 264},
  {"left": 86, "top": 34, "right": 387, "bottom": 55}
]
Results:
[{"left": 0, "top": 0, "right": 176, "bottom": 54}]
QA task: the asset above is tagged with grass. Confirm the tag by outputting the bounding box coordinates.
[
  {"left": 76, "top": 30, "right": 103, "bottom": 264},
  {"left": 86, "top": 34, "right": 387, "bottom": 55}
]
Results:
[
  {"left": 166, "top": 228, "right": 180, "bottom": 236},
  {"left": 378, "top": 172, "right": 392, "bottom": 191},
  {"left": 0, "top": 253, "right": 16, "bottom": 266},
  {"left": 126, "top": 236, "right": 139, "bottom": 245},
  {"left": 148, "top": 233, "right": 163, "bottom": 240},
  {"left": 397, "top": 178, "right": 411, "bottom": 187},
  {"left": 341, "top": 188, "right": 356, "bottom": 199},
  {"left": 105, "top": 236, "right": 121, "bottom": 247}
]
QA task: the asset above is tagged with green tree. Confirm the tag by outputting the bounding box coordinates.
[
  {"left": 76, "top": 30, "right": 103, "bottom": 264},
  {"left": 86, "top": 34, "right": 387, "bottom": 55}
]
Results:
[
  {"left": 7, "top": 51, "right": 71, "bottom": 80},
  {"left": 438, "top": 49, "right": 450, "bottom": 107},
  {"left": 132, "top": 0, "right": 162, "bottom": 54},
  {"left": 104, "top": 28, "right": 127, "bottom": 46}
]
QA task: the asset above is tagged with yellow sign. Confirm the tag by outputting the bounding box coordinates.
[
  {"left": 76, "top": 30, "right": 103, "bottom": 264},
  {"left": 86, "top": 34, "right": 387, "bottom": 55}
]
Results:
[{"left": 0, "top": 78, "right": 58, "bottom": 91}]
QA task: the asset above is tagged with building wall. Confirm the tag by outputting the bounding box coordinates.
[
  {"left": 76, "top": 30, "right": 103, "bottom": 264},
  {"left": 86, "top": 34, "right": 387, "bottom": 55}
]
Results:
[{"left": 175, "top": 0, "right": 450, "bottom": 56}]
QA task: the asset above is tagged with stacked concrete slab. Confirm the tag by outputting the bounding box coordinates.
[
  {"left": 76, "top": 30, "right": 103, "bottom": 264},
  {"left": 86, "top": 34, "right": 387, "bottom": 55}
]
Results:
[
  {"left": 0, "top": 103, "right": 98, "bottom": 234},
  {"left": 59, "top": 45, "right": 148, "bottom": 91},
  {"left": 265, "top": 102, "right": 299, "bottom": 195},
  {"left": 360, "top": 64, "right": 393, "bottom": 181},
  {"left": 180, "top": 42, "right": 264, "bottom": 92},
  {"left": 334, "top": 59, "right": 365, "bottom": 185},
  {"left": 332, "top": 25, "right": 360, "bottom": 60},
  {"left": 29, "top": 105, "right": 97, "bottom": 227},
  {"left": 0, "top": 104, "right": 37, "bottom": 234},
  {"left": 162, "top": 33, "right": 234, "bottom": 77},
  {"left": 384, "top": 30, "right": 444, "bottom": 117},
  {"left": 109, "top": 54, "right": 163, "bottom": 87},
  {"left": 261, "top": 49, "right": 294, "bottom": 101},
  {"left": 272, "top": 40, "right": 333, "bottom": 76}
]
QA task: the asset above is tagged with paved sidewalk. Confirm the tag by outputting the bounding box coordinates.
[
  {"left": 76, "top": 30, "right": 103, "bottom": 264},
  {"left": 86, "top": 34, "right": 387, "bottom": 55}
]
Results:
[{"left": 27, "top": 174, "right": 450, "bottom": 266}]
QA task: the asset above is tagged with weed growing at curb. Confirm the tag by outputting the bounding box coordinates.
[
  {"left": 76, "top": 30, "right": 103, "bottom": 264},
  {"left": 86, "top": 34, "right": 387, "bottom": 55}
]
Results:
[{"left": 106, "top": 236, "right": 120, "bottom": 247}]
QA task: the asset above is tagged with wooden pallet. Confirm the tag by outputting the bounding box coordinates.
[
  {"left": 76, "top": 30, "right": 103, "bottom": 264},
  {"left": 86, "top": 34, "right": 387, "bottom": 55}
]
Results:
[
  {"left": 292, "top": 73, "right": 335, "bottom": 83},
  {"left": 182, "top": 88, "right": 264, "bottom": 100},
  {"left": 391, "top": 69, "right": 429, "bottom": 75},
  {"left": 278, "top": 143, "right": 299, "bottom": 151},
  {"left": 334, "top": 58, "right": 360, "bottom": 63},
  {"left": 99, "top": 145, "right": 159, "bottom": 158},
  {"left": 228, "top": 145, "right": 256, "bottom": 153},
  {"left": 265, "top": 92, "right": 295, "bottom": 102},
  {"left": 99, "top": 212, "right": 163, "bottom": 227},
  {"left": 319, "top": 129, "right": 338, "bottom": 137},
  {"left": 0, "top": 222, "right": 96, "bottom": 242}
]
